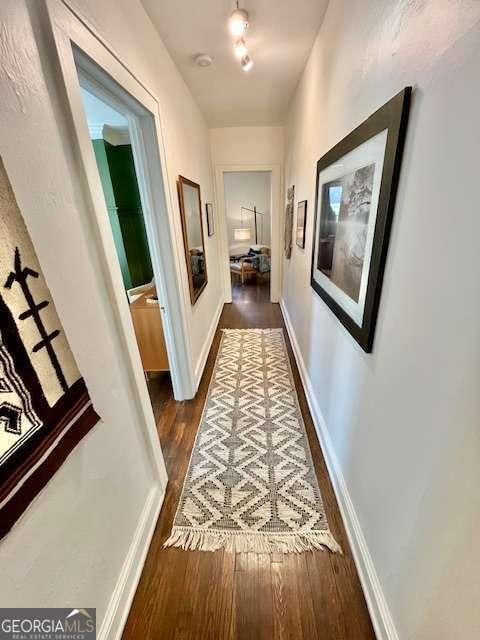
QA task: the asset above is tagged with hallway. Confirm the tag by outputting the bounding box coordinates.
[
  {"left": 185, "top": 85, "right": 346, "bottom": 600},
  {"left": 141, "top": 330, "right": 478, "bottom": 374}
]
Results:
[
  {"left": 123, "top": 292, "right": 375, "bottom": 640},
  {"left": 1, "top": 1, "right": 478, "bottom": 638}
]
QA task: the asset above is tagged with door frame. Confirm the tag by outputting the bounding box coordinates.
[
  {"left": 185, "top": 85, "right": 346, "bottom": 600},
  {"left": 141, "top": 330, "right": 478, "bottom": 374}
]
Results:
[
  {"left": 42, "top": 0, "right": 198, "bottom": 479},
  {"left": 214, "top": 164, "right": 282, "bottom": 303}
]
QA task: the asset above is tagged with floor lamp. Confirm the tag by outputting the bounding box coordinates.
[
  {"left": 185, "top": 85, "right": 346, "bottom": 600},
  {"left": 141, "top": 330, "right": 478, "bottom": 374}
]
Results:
[{"left": 235, "top": 206, "right": 265, "bottom": 245}]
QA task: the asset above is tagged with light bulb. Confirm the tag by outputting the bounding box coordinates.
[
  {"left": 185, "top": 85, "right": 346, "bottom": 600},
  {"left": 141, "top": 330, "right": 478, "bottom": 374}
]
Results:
[
  {"left": 234, "top": 38, "right": 248, "bottom": 59},
  {"left": 229, "top": 8, "right": 249, "bottom": 37},
  {"left": 241, "top": 54, "right": 253, "bottom": 72}
]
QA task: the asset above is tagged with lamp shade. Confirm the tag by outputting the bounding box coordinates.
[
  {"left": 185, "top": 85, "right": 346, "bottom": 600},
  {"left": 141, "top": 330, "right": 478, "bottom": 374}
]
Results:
[{"left": 234, "top": 228, "right": 251, "bottom": 241}]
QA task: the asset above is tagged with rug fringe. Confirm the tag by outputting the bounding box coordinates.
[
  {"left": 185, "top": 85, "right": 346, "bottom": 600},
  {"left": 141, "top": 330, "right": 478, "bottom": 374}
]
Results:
[{"left": 163, "top": 528, "right": 342, "bottom": 554}]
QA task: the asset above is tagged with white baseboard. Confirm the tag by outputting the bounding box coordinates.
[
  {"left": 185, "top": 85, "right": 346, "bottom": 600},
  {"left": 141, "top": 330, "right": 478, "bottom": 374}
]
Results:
[
  {"left": 280, "top": 299, "right": 398, "bottom": 640},
  {"left": 194, "top": 296, "right": 224, "bottom": 389},
  {"left": 99, "top": 484, "right": 165, "bottom": 640}
]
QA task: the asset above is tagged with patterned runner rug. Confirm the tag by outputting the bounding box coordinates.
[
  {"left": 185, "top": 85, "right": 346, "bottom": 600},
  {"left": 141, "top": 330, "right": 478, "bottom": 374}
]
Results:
[{"left": 164, "top": 328, "right": 341, "bottom": 554}]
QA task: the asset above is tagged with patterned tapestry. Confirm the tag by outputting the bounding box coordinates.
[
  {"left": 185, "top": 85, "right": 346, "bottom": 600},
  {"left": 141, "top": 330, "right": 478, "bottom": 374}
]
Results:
[
  {"left": 0, "top": 158, "right": 99, "bottom": 539},
  {"left": 284, "top": 185, "right": 294, "bottom": 259}
]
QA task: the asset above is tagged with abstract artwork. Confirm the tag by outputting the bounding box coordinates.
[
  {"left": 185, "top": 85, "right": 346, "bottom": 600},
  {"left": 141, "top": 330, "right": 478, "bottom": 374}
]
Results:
[
  {"left": 296, "top": 200, "right": 307, "bottom": 249},
  {"left": 284, "top": 185, "right": 294, "bottom": 259},
  {"left": 311, "top": 88, "right": 411, "bottom": 352},
  {"left": 0, "top": 158, "right": 99, "bottom": 539},
  {"left": 317, "top": 165, "right": 374, "bottom": 302}
]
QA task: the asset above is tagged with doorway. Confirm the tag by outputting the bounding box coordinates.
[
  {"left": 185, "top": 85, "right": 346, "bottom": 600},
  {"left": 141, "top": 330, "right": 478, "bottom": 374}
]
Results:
[
  {"left": 215, "top": 164, "right": 283, "bottom": 303},
  {"left": 77, "top": 76, "right": 172, "bottom": 411},
  {"left": 224, "top": 171, "right": 272, "bottom": 303}
]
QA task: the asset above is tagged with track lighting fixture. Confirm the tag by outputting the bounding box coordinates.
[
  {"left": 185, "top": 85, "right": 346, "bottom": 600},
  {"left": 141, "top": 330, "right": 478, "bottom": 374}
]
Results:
[
  {"left": 240, "top": 54, "right": 253, "bottom": 72},
  {"left": 229, "top": 2, "right": 249, "bottom": 37},
  {"left": 229, "top": 3, "right": 254, "bottom": 71},
  {"left": 234, "top": 38, "right": 248, "bottom": 60}
]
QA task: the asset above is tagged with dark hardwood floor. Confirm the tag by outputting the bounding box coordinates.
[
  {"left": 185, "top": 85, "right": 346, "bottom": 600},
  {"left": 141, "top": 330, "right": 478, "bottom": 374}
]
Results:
[
  {"left": 122, "top": 281, "right": 376, "bottom": 640},
  {"left": 231, "top": 275, "right": 271, "bottom": 304}
]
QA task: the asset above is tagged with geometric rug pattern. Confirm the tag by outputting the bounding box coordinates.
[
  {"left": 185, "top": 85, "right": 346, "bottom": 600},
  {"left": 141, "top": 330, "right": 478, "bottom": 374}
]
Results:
[{"left": 165, "top": 329, "right": 341, "bottom": 554}]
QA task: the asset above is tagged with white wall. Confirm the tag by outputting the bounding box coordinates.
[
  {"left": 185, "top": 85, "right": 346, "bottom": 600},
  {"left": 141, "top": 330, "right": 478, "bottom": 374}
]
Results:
[
  {"left": 210, "top": 126, "right": 284, "bottom": 166},
  {"left": 281, "top": 1, "right": 480, "bottom": 639},
  {"left": 0, "top": 0, "right": 222, "bottom": 631},
  {"left": 224, "top": 171, "right": 271, "bottom": 253}
]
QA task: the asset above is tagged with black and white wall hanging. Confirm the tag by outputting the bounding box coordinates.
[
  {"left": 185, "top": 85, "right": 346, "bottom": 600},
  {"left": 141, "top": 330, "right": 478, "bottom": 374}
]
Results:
[
  {"left": 0, "top": 158, "right": 100, "bottom": 539},
  {"left": 284, "top": 185, "right": 294, "bottom": 259},
  {"left": 311, "top": 87, "right": 411, "bottom": 352}
]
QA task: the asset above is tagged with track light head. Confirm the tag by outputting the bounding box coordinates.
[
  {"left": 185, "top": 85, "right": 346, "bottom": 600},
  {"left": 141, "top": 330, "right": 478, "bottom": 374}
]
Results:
[
  {"left": 234, "top": 38, "right": 248, "bottom": 59},
  {"left": 229, "top": 5, "right": 249, "bottom": 37},
  {"left": 241, "top": 54, "right": 253, "bottom": 72}
]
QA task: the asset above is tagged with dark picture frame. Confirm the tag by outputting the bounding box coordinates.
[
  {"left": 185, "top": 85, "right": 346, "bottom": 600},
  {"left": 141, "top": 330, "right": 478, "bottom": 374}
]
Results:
[
  {"left": 296, "top": 200, "right": 307, "bottom": 249},
  {"left": 310, "top": 87, "right": 411, "bottom": 352},
  {"left": 177, "top": 175, "right": 208, "bottom": 305},
  {"left": 206, "top": 202, "right": 214, "bottom": 236}
]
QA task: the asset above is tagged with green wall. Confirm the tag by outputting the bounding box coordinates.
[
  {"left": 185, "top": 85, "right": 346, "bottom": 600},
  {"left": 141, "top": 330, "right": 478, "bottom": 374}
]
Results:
[{"left": 92, "top": 139, "right": 153, "bottom": 290}]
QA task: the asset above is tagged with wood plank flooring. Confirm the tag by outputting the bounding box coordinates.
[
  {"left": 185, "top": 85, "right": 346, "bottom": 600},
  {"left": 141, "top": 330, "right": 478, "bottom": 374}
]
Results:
[{"left": 122, "top": 281, "right": 376, "bottom": 640}]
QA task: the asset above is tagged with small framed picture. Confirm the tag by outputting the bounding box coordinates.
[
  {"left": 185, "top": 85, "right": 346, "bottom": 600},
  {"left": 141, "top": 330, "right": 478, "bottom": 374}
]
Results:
[
  {"left": 311, "top": 87, "right": 411, "bottom": 352},
  {"left": 296, "top": 200, "right": 307, "bottom": 249},
  {"left": 206, "top": 202, "right": 214, "bottom": 236}
]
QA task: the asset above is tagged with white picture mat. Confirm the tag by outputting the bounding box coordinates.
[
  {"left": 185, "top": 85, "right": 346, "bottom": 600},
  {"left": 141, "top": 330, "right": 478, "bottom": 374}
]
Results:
[{"left": 313, "top": 129, "right": 388, "bottom": 327}]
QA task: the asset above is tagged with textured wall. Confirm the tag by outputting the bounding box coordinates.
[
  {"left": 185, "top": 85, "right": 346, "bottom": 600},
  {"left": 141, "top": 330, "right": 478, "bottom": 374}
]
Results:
[
  {"left": 0, "top": 0, "right": 222, "bottom": 628},
  {"left": 282, "top": 1, "right": 480, "bottom": 638}
]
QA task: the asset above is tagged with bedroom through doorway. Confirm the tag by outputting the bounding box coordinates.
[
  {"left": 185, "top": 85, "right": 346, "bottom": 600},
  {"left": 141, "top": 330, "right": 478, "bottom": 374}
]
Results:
[{"left": 224, "top": 171, "right": 272, "bottom": 303}]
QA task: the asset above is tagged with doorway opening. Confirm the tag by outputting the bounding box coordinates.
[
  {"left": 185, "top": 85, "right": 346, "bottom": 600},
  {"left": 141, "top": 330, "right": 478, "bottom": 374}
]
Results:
[
  {"left": 224, "top": 171, "right": 272, "bottom": 304},
  {"left": 77, "top": 72, "right": 172, "bottom": 410}
]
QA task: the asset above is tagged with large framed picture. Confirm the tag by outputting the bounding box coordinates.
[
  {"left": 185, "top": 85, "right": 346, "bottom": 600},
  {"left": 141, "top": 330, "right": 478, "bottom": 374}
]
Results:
[
  {"left": 311, "top": 87, "right": 411, "bottom": 352},
  {"left": 296, "top": 200, "right": 307, "bottom": 249}
]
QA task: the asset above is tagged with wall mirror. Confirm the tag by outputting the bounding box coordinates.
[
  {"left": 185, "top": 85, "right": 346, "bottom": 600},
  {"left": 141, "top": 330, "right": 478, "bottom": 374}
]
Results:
[{"left": 177, "top": 175, "right": 208, "bottom": 304}]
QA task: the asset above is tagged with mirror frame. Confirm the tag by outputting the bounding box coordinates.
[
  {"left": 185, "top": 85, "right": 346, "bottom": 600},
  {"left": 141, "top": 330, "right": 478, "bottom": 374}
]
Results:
[{"left": 177, "top": 175, "right": 208, "bottom": 305}]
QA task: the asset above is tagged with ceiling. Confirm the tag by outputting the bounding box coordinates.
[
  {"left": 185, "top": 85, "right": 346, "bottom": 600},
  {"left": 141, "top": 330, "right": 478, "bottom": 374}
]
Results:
[{"left": 141, "top": 0, "right": 329, "bottom": 127}]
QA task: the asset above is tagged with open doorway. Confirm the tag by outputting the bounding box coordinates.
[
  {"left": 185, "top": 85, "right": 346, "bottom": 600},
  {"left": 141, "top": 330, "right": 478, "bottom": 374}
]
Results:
[
  {"left": 77, "top": 74, "right": 172, "bottom": 410},
  {"left": 224, "top": 171, "right": 272, "bottom": 303}
]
